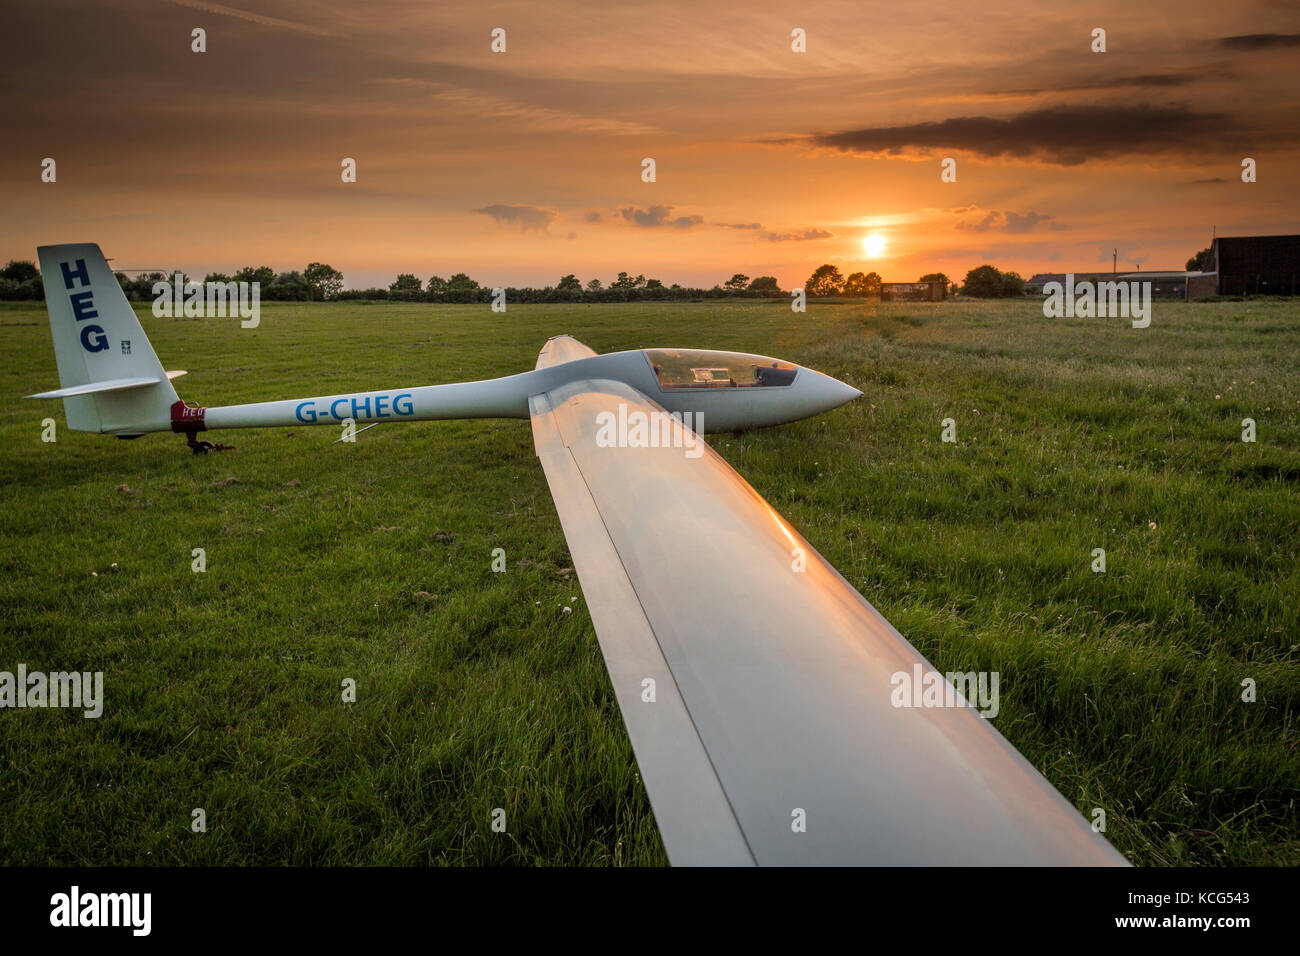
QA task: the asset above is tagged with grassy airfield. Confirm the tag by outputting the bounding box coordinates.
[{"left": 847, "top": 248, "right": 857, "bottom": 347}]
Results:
[{"left": 0, "top": 296, "right": 1297, "bottom": 866}]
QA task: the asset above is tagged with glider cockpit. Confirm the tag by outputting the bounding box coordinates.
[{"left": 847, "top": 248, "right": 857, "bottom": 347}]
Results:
[{"left": 644, "top": 348, "right": 798, "bottom": 389}]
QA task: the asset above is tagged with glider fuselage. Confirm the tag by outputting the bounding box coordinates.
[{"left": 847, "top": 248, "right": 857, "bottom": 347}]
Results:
[{"left": 197, "top": 348, "right": 861, "bottom": 435}]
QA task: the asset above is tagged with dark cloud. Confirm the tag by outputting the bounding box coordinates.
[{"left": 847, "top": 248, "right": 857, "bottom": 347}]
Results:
[
  {"left": 1219, "top": 33, "right": 1300, "bottom": 50},
  {"left": 762, "top": 228, "right": 833, "bottom": 242},
  {"left": 719, "top": 222, "right": 763, "bottom": 230},
  {"left": 1003, "top": 73, "right": 1203, "bottom": 96},
  {"left": 1191, "top": 177, "right": 1228, "bottom": 184},
  {"left": 800, "top": 104, "right": 1233, "bottom": 165},
  {"left": 584, "top": 210, "right": 604, "bottom": 223},
  {"left": 474, "top": 204, "right": 557, "bottom": 232},
  {"left": 619, "top": 205, "right": 703, "bottom": 229},
  {"left": 956, "top": 210, "right": 1063, "bottom": 234}
]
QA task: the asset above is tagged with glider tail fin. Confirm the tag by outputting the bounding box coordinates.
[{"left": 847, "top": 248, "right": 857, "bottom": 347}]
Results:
[{"left": 32, "top": 243, "right": 180, "bottom": 434}]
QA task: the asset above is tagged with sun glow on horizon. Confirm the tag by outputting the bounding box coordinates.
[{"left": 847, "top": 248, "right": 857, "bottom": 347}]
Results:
[{"left": 862, "top": 233, "right": 887, "bottom": 258}]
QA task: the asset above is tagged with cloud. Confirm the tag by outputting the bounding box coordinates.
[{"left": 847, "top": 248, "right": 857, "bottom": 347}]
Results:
[
  {"left": 956, "top": 210, "right": 1063, "bottom": 234},
  {"left": 762, "top": 228, "right": 833, "bottom": 242},
  {"left": 163, "top": 0, "right": 343, "bottom": 38},
  {"left": 1191, "top": 177, "right": 1228, "bottom": 184},
  {"left": 718, "top": 221, "right": 763, "bottom": 230},
  {"left": 1001, "top": 73, "right": 1204, "bottom": 96},
  {"left": 584, "top": 210, "right": 604, "bottom": 223},
  {"left": 796, "top": 104, "right": 1232, "bottom": 165},
  {"left": 619, "top": 205, "right": 703, "bottom": 229},
  {"left": 1219, "top": 33, "right": 1300, "bottom": 50},
  {"left": 378, "top": 79, "right": 657, "bottom": 137},
  {"left": 474, "top": 204, "right": 558, "bottom": 233}
]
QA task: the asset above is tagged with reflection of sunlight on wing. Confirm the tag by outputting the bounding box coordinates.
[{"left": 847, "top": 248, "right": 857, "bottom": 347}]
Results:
[{"left": 767, "top": 506, "right": 799, "bottom": 551}]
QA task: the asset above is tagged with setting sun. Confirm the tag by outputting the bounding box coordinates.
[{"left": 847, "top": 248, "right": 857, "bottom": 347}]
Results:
[{"left": 862, "top": 234, "right": 887, "bottom": 258}]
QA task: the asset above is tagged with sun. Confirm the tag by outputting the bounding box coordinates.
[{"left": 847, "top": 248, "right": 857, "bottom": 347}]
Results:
[{"left": 862, "top": 233, "right": 887, "bottom": 258}]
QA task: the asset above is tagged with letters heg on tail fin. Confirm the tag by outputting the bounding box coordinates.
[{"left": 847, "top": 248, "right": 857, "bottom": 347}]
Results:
[{"left": 61, "top": 257, "right": 110, "bottom": 353}]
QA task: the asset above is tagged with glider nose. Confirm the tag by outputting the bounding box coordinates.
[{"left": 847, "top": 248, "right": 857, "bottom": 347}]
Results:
[{"left": 803, "top": 369, "right": 862, "bottom": 413}]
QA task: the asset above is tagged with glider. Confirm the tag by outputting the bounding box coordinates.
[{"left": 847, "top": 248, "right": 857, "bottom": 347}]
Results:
[{"left": 29, "top": 243, "right": 1126, "bottom": 866}]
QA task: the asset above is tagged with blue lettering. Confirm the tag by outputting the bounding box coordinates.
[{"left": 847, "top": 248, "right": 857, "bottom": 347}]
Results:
[
  {"left": 374, "top": 394, "right": 390, "bottom": 418},
  {"left": 80, "top": 324, "right": 109, "bottom": 352},
  {"left": 60, "top": 258, "right": 90, "bottom": 290},
  {"left": 295, "top": 401, "right": 317, "bottom": 424},
  {"left": 351, "top": 395, "right": 371, "bottom": 420},
  {"left": 393, "top": 393, "right": 414, "bottom": 416},
  {"left": 329, "top": 398, "right": 349, "bottom": 421},
  {"left": 69, "top": 290, "right": 98, "bottom": 321}
]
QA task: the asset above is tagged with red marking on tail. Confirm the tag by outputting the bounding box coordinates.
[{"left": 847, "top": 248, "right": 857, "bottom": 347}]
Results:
[{"left": 171, "top": 400, "right": 206, "bottom": 433}]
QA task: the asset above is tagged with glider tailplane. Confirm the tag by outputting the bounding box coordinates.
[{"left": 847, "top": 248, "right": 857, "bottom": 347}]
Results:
[
  {"left": 535, "top": 335, "right": 597, "bottom": 370},
  {"left": 32, "top": 243, "right": 179, "bottom": 434}
]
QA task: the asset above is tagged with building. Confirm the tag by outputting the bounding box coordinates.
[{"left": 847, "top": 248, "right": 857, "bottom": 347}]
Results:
[
  {"left": 880, "top": 280, "right": 946, "bottom": 301},
  {"left": 1187, "top": 234, "right": 1300, "bottom": 298},
  {"left": 1025, "top": 271, "right": 1197, "bottom": 299}
]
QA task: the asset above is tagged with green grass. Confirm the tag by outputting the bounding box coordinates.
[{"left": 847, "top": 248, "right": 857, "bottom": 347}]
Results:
[{"left": 1, "top": 297, "right": 1297, "bottom": 866}]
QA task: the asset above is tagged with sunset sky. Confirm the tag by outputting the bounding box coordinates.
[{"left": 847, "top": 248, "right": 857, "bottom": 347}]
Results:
[{"left": 2, "top": 0, "right": 1298, "bottom": 290}]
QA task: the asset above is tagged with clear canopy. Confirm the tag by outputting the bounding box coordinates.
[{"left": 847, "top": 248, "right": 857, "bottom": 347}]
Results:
[{"left": 644, "top": 349, "right": 798, "bottom": 389}]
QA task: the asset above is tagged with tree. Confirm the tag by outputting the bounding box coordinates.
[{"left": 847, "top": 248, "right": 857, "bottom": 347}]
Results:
[
  {"left": 0, "top": 260, "right": 39, "bottom": 284},
  {"left": 609, "top": 271, "right": 647, "bottom": 301},
  {"left": 747, "top": 276, "right": 781, "bottom": 297},
  {"left": 962, "top": 264, "right": 1007, "bottom": 298},
  {"left": 1186, "top": 246, "right": 1212, "bottom": 271},
  {"left": 304, "top": 262, "right": 344, "bottom": 300},
  {"left": 389, "top": 273, "right": 423, "bottom": 301},
  {"left": 0, "top": 262, "right": 43, "bottom": 300},
  {"left": 127, "top": 272, "right": 167, "bottom": 301},
  {"left": 203, "top": 272, "right": 233, "bottom": 284},
  {"left": 445, "top": 272, "right": 480, "bottom": 303},
  {"left": 643, "top": 278, "right": 668, "bottom": 300},
  {"left": 556, "top": 274, "right": 582, "bottom": 301},
  {"left": 264, "top": 271, "right": 311, "bottom": 301},
  {"left": 1001, "top": 270, "right": 1026, "bottom": 297},
  {"left": 844, "top": 271, "right": 882, "bottom": 295},
  {"left": 919, "top": 272, "right": 952, "bottom": 294},
  {"left": 804, "top": 264, "right": 845, "bottom": 297},
  {"left": 585, "top": 278, "right": 603, "bottom": 294},
  {"left": 426, "top": 275, "right": 448, "bottom": 301},
  {"left": 234, "top": 266, "right": 275, "bottom": 286},
  {"left": 723, "top": 273, "right": 750, "bottom": 294}
]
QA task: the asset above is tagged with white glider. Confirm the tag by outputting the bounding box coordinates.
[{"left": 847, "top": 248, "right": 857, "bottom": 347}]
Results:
[{"left": 29, "top": 243, "right": 1126, "bottom": 866}]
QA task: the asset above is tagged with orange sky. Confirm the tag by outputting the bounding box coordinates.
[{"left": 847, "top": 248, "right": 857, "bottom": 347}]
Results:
[{"left": 2, "top": 0, "right": 1298, "bottom": 289}]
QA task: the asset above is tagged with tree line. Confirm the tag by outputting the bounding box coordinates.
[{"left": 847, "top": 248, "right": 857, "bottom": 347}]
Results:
[
  {"left": 362, "top": 271, "right": 789, "bottom": 303},
  {"left": 0, "top": 259, "right": 1031, "bottom": 302}
]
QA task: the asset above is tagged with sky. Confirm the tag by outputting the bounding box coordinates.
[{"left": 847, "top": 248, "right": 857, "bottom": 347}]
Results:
[{"left": 2, "top": 0, "right": 1298, "bottom": 290}]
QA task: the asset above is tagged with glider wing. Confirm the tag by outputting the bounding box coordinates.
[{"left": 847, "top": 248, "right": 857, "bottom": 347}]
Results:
[{"left": 530, "top": 376, "right": 1127, "bottom": 866}]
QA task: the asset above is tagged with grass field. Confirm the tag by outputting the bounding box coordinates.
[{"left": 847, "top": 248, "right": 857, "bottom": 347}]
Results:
[{"left": 1, "top": 296, "right": 1297, "bottom": 866}]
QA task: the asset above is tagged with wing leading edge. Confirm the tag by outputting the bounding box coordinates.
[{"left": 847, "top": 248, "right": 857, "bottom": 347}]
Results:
[{"left": 530, "top": 377, "right": 1127, "bottom": 866}]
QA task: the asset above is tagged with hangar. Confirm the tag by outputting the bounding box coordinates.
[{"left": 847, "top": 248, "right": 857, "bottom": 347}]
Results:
[{"left": 1187, "top": 234, "right": 1300, "bottom": 297}]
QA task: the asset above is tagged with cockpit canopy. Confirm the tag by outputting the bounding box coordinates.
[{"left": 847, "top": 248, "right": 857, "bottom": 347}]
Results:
[{"left": 644, "top": 349, "right": 798, "bottom": 390}]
